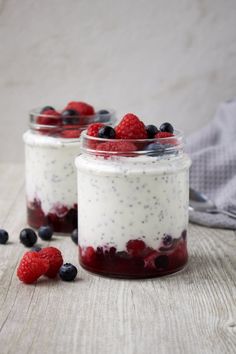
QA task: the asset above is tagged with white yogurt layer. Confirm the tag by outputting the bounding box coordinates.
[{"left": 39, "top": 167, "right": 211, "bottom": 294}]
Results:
[
  {"left": 23, "top": 131, "right": 81, "bottom": 214},
  {"left": 76, "top": 153, "right": 191, "bottom": 251}
]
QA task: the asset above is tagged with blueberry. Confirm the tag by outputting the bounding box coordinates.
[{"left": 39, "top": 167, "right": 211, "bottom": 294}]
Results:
[
  {"left": 97, "top": 110, "right": 111, "bottom": 122},
  {"left": 159, "top": 122, "right": 174, "bottom": 134},
  {"left": 0, "top": 229, "right": 9, "bottom": 244},
  {"left": 145, "top": 143, "right": 165, "bottom": 156},
  {"left": 20, "top": 228, "right": 37, "bottom": 247},
  {"left": 31, "top": 245, "right": 42, "bottom": 252},
  {"left": 146, "top": 125, "right": 159, "bottom": 138},
  {"left": 98, "top": 109, "right": 110, "bottom": 115},
  {"left": 71, "top": 229, "right": 78, "bottom": 245},
  {"left": 155, "top": 255, "right": 169, "bottom": 269},
  {"left": 98, "top": 126, "right": 116, "bottom": 139},
  {"left": 61, "top": 109, "right": 79, "bottom": 125},
  {"left": 162, "top": 234, "right": 172, "bottom": 246},
  {"left": 59, "top": 263, "right": 78, "bottom": 281},
  {"left": 40, "top": 106, "right": 55, "bottom": 113},
  {"left": 38, "top": 226, "right": 53, "bottom": 241}
]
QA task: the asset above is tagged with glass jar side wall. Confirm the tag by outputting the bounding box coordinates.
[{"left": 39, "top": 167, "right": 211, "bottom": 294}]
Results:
[
  {"left": 24, "top": 133, "right": 80, "bottom": 233},
  {"left": 76, "top": 154, "right": 190, "bottom": 278}
]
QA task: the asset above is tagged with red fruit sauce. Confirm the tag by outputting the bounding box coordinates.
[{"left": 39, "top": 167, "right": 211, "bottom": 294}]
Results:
[
  {"left": 79, "top": 231, "right": 188, "bottom": 278},
  {"left": 27, "top": 198, "right": 78, "bottom": 233}
]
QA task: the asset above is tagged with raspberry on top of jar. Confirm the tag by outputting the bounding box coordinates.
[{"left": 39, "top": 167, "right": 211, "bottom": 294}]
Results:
[
  {"left": 83, "top": 112, "right": 181, "bottom": 157},
  {"left": 30, "top": 101, "right": 114, "bottom": 139}
]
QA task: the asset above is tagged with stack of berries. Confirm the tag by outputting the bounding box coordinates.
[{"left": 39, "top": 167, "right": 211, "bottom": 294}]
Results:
[
  {"left": 86, "top": 113, "right": 177, "bottom": 156},
  {"left": 35, "top": 101, "right": 111, "bottom": 138}
]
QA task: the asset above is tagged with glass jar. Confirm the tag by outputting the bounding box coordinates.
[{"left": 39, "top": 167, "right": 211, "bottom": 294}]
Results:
[
  {"left": 23, "top": 108, "right": 115, "bottom": 233},
  {"left": 75, "top": 131, "right": 191, "bottom": 278}
]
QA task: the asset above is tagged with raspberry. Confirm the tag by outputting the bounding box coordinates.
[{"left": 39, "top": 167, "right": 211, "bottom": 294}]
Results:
[
  {"left": 60, "top": 127, "right": 81, "bottom": 139},
  {"left": 96, "top": 141, "right": 137, "bottom": 155},
  {"left": 17, "top": 251, "right": 49, "bottom": 284},
  {"left": 83, "top": 246, "right": 96, "bottom": 264},
  {"left": 87, "top": 123, "right": 104, "bottom": 137},
  {"left": 155, "top": 131, "right": 177, "bottom": 145},
  {"left": 39, "top": 247, "right": 63, "bottom": 278},
  {"left": 66, "top": 101, "right": 95, "bottom": 116},
  {"left": 155, "top": 132, "right": 174, "bottom": 139},
  {"left": 115, "top": 113, "right": 148, "bottom": 139},
  {"left": 126, "top": 239, "right": 146, "bottom": 256},
  {"left": 37, "top": 109, "right": 61, "bottom": 125}
]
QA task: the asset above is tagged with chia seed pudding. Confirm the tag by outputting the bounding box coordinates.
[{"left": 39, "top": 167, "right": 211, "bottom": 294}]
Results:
[
  {"left": 23, "top": 103, "right": 115, "bottom": 233},
  {"left": 75, "top": 114, "right": 191, "bottom": 278}
]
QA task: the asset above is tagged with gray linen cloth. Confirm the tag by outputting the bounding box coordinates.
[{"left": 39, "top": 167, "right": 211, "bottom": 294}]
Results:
[{"left": 186, "top": 99, "right": 236, "bottom": 229}]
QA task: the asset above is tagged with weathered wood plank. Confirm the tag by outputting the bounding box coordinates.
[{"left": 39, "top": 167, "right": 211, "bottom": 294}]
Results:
[{"left": 0, "top": 164, "right": 235, "bottom": 354}]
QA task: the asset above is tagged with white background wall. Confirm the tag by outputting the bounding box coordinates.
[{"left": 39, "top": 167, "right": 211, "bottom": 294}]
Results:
[{"left": 0, "top": 0, "right": 236, "bottom": 162}]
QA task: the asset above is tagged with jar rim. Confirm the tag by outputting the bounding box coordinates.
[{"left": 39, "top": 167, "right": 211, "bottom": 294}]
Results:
[
  {"left": 81, "top": 129, "right": 185, "bottom": 157},
  {"left": 28, "top": 107, "right": 116, "bottom": 136}
]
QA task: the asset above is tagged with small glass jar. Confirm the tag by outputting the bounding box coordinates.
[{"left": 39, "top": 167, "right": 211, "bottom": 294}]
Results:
[
  {"left": 23, "top": 108, "right": 115, "bottom": 233},
  {"left": 75, "top": 131, "right": 191, "bottom": 278}
]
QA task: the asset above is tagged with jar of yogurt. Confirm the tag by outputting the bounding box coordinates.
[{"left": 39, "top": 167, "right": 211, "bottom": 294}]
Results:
[
  {"left": 23, "top": 103, "right": 115, "bottom": 233},
  {"left": 75, "top": 115, "right": 191, "bottom": 278}
]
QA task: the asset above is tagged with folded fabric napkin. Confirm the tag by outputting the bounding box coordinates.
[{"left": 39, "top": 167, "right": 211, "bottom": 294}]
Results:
[{"left": 186, "top": 99, "right": 236, "bottom": 229}]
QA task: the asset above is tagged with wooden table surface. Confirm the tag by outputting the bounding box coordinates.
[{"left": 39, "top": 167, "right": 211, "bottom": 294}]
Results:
[{"left": 0, "top": 163, "right": 235, "bottom": 354}]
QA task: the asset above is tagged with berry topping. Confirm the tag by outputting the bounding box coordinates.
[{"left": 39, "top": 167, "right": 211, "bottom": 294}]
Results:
[
  {"left": 37, "top": 109, "right": 61, "bottom": 126},
  {"left": 115, "top": 113, "right": 148, "bottom": 139},
  {"left": 71, "top": 229, "right": 78, "bottom": 245},
  {"left": 98, "top": 109, "right": 110, "bottom": 115},
  {"left": 31, "top": 245, "right": 42, "bottom": 252},
  {"left": 61, "top": 109, "right": 79, "bottom": 125},
  {"left": 155, "top": 132, "right": 174, "bottom": 139},
  {"left": 39, "top": 247, "right": 63, "bottom": 278},
  {"left": 159, "top": 122, "right": 174, "bottom": 134},
  {"left": 98, "top": 126, "right": 116, "bottom": 139},
  {"left": 96, "top": 141, "right": 137, "bottom": 155},
  {"left": 145, "top": 142, "right": 165, "bottom": 156},
  {"left": 154, "top": 255, "right": 169, "bottom": 269},
  {"left": 87, "top": 123, "right": 104, "bottom": 137},
  {"left": 126, "top": 239, "right": 146, "bottom": 256},
  {"left": 59, "top": 263, "right": 78, "bottom": 281},
  {"left": 83, "top": 246, "right": 96, "bottom": 264},
  {"left": 66, "top": 101, "right": 95, "bottom": 116},
  {"left": 60, "top": 128, "right": 81, "bottom": 139},
  {"left": 38, "top": 226, "right": 53, "bottom": 241},
  {"left": 17, "top": 251, "right": 49, "bottom": 284},
  {"left": 0, "top": 229, "right": 9, "bottom": 244},
  {"left": 162, "top": 234, "right": 173, "bottom": 246},
  {"left": 20, "top": 228, "right": 37, "bottom": 247},
  {"left": 41, "top": 106, "right": 55, "bottom": 113},
  {"left": 146, "top": 124, "right": 159, "bottom": 138}
]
